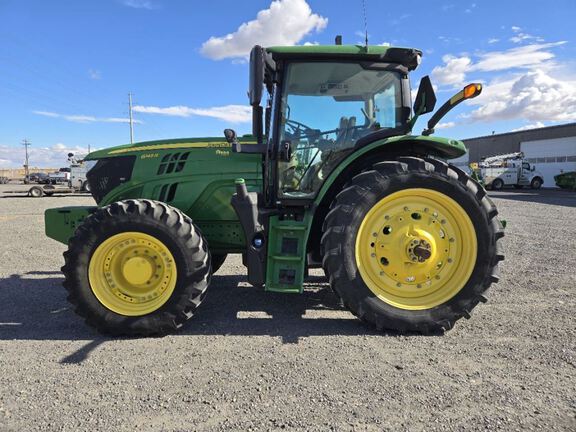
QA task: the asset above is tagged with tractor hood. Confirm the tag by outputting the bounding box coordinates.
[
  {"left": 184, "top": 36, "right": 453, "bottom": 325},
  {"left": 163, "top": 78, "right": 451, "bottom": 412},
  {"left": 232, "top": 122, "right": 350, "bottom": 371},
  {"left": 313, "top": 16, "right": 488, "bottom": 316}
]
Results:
[
  {"left": 85, "top": 136, "right": 256, "bottom": 160},
  {"left": 83, "top": 136, "right": 262, "bottom": 208}
]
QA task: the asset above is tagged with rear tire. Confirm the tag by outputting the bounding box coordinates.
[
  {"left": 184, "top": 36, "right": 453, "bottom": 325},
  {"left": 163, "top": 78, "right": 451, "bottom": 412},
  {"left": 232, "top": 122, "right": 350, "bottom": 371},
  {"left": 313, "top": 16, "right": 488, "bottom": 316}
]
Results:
[
  {"left": 321, "top": 157, "right": 504, "bottom": 334},
  {"left": 491, "top": 178, "right": 504, "bottom": 190},
  {"left": 62, "top": 199, "right": 210, "bottom": 336}
]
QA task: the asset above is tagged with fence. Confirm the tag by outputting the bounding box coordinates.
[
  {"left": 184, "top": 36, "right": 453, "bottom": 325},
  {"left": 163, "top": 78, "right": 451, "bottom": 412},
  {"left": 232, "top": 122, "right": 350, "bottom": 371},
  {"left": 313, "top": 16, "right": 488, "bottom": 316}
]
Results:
[{"left": 0, "top": 168, "right": 57, "bottom": 180}]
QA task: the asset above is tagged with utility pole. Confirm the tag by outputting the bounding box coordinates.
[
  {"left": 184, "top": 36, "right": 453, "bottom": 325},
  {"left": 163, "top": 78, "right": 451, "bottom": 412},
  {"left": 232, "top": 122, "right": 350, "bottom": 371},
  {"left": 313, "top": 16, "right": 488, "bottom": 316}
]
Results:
[
  {"left": 22, "top": 139, "right": 31, "bottom": 184},
  {"left": 128, "top": 92, "right": 134, "bottom": 144}
]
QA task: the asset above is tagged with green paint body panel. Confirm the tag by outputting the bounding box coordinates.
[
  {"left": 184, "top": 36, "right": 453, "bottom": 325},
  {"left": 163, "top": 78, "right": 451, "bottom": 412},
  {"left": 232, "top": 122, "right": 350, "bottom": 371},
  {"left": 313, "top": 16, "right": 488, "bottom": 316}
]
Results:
[{"left": 45, "top": 206, "right": 96, "bottom": 244}]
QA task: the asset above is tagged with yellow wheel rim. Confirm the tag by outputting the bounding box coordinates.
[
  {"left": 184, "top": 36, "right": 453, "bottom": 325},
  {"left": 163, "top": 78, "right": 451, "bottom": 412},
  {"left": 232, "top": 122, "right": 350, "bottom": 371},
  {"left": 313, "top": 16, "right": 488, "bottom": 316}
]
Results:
[
  {"left": 355, "top": 188, "right": 477, "bottom": 310},
  {"left": 88, "top": 232, "right": 177, "bottom": 316}
]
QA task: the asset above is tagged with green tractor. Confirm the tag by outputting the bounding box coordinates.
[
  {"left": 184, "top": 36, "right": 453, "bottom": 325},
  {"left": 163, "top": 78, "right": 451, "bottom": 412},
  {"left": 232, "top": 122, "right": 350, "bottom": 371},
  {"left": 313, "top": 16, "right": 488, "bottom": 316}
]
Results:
[{"left": 45, "top": 43, "right": 504, "bottom": 336}]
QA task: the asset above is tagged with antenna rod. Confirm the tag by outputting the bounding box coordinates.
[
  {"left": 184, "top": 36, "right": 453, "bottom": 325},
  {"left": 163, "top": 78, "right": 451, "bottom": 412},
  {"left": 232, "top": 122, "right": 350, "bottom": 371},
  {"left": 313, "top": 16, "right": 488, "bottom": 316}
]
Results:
[
  {"left": 128, "top": 92, "right": 134, "bottom": 144},
  {"left": 362, "top": 0, "right": 369, "bottom": 47}
]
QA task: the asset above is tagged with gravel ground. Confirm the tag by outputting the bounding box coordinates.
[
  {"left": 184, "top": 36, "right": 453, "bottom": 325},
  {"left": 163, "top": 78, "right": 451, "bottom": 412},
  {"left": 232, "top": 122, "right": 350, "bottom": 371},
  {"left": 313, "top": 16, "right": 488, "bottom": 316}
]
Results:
[{"left": 0, "top": 184, "right": 574, "bottom": 431}]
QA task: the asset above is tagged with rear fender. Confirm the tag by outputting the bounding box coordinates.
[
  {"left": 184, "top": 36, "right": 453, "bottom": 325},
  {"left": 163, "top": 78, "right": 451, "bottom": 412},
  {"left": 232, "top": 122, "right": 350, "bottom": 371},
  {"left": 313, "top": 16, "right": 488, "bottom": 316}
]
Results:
[{"left": 306, "top": 135, "right": 467, "bottom": 261}]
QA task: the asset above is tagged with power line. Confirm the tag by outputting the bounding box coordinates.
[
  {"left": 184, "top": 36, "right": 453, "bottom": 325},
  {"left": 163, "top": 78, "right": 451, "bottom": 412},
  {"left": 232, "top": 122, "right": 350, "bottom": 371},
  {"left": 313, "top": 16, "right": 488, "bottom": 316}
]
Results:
[{"left": 22, "top": 139, "right": 31, "bottom": 183}]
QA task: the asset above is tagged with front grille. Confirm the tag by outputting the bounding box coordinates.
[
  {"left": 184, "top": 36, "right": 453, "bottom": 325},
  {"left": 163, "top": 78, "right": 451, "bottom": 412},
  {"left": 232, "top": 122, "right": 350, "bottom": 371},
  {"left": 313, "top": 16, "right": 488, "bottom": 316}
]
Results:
[{"left": 86, "top": 156, "right": 136, "bottom": 203}]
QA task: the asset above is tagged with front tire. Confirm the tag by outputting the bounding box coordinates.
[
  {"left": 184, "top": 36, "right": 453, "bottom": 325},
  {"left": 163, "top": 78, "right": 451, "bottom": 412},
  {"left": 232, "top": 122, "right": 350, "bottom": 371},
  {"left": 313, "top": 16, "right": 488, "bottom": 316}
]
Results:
[
  {"left": 62, "top": 199, "right": 210, "bottom": 336},
  {"left": 321, "top": 157, "right": 504, "bottom": 334}
]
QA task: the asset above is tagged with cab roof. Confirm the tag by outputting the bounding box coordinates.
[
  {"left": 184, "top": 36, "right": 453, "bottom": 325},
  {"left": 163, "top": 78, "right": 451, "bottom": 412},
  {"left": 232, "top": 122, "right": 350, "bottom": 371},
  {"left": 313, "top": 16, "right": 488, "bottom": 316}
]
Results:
[{"left": 265, "top": 44, "right": 422, "bottom": 70}]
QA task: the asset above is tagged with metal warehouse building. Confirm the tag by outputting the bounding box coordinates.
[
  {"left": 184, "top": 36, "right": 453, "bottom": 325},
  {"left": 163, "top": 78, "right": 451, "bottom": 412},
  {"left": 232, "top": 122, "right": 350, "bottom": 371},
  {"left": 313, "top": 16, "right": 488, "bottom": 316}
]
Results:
[{"left": 459, "top": 123, "right": 576, "bottom": 188}]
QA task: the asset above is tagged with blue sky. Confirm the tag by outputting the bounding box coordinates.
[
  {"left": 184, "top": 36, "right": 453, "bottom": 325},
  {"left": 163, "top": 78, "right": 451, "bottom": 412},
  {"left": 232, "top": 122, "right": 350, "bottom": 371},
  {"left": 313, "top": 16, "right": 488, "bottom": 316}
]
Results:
[{"left": 1, "top": 0, "right": 575, "bottom": 167}]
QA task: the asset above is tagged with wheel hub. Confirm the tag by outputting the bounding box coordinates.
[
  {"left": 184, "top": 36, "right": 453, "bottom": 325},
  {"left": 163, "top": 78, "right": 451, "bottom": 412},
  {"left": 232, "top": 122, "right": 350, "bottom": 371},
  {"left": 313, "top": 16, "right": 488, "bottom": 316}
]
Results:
[
  {"left": 122, "top": 256, "right": 154, "bottom": 285},
  {"left": 407, "top": 238, "right": 432, "bottom": 263}
]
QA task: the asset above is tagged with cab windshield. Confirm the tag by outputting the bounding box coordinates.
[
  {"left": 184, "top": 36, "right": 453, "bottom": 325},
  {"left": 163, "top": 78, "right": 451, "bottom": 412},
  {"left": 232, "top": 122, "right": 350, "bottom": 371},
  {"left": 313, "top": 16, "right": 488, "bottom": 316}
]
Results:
[{"left": 278, "top": 61, "right": 405, "bottom": 198}]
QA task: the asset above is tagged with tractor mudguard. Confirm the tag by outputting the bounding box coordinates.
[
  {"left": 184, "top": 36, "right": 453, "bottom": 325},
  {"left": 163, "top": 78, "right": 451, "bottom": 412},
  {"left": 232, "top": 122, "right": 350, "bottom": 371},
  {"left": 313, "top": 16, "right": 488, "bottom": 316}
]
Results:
[
  {"left": 45, "top": 206, "right": 97, "bottom": 244},
  {"left": 316, "top": 134, "right": 467, "bottom": 204}
]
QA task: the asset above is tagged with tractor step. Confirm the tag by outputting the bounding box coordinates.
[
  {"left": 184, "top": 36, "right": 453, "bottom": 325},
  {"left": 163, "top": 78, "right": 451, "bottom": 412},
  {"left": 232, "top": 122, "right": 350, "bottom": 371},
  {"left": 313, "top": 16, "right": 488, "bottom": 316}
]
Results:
[{"left": 265, "top": 216, "right": 308, "bottom": 293}]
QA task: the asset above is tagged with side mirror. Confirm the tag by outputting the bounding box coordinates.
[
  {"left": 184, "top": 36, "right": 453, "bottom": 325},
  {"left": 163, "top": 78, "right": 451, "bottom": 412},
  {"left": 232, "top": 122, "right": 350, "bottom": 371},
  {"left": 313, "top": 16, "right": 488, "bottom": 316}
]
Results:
[
  {"left": 423, "top": 83, "right": 483, "bottom": 135},
  {"left": 248, "top": 46, "right": 264, "bottom": 107},
  {"left": 413, "top": 76, "right": 436, "bottom": 115},
  {"left": 531, "top": 166, "right": 535, "bottom": 171},
  {"left": 224, "top": 129, "right": 237, "bottom": 144}
]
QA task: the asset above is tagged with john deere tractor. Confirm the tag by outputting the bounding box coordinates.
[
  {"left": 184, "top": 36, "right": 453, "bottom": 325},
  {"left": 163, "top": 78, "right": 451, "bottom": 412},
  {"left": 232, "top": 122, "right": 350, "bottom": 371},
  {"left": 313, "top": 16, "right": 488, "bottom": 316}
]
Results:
[{"left": 45, "top": 43, "right": 504, "bottom": 336}]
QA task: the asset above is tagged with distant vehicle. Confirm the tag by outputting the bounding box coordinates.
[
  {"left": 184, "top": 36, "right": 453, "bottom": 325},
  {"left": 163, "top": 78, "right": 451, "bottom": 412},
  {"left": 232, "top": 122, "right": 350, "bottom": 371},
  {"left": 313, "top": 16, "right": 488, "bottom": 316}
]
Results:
[
  {"left": 29, "top": 172, "right": 50, "bottom": 184},
  {"left": 480, "top": 152, "right": 544, "bottom": 190},
  {"left": 554, "top": 171, "right": 576, "bottom": 190},
  {"left": 48, "top": 167, "right": 71, "bottom": 184},
  {"left": 0, "top": 176, "right": 9, "bottom": 184},
  {"left": 67, "top": 153, "right": 91, "bottom": 191}
]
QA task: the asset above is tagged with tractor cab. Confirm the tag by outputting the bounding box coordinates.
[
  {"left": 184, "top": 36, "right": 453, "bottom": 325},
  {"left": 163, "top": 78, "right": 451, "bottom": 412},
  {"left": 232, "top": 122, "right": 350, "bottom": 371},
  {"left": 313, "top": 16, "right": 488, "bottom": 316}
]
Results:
[{"left": 232, "top": 45, "right": 423, "bottom": 202}]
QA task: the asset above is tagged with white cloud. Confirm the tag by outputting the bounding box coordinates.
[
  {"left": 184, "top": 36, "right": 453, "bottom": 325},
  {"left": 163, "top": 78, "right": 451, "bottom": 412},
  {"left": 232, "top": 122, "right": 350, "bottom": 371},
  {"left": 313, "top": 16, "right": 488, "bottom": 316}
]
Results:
[
  {"left": 511, "top": 122, "right": 547, "bottom": 132},
  {"left": 431, "top": 55, "right": 472, "bottom": 86},
  {"left": 33, "top": 110, "right": 142, "bottom": 124},
  {"left": 133, "top": 104, "right": 252, "bottom": 123},
  {"left": 88, "top": 69, "right": 101, "bottom": 80},
  {"left": 465, "top": 70, "right": 576, "bottom": 123},
  {"left": 200, "top": 0, "right": 328, "bottom": 60},
  {"left": 509, "top": 26, "right": 543, "bottom": 44},
  {"left": 0, "top": 143, "right": 92, "bottom": 168},
  {"left": 488, "top": 38, "right": 499, "bottom": 44},
  {"left": 473, "top": 42, "right": 565, "bottom": 72},
  {"left": 431, "top": 42, "right": 566, "bottom": 86},
  {"left": 122, "top": 0, "right": 157, "bottom": 10},
  {"left": 436, "top": 122, "right": 456, "bottom": 129}
]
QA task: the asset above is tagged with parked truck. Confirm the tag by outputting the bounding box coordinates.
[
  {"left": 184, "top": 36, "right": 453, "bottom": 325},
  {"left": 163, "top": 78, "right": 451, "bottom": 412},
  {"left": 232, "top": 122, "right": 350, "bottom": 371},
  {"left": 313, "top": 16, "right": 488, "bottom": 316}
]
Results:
[{"left": 480, "top": 152, "right": 544, "bottom": 190}]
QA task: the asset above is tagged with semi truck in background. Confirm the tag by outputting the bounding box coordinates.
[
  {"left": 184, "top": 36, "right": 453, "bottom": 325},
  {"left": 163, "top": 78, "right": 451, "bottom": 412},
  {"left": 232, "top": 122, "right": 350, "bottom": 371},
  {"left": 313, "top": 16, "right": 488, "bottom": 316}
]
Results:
[{"left": 480, "top": 152, "right": 544, "bottom": 190}]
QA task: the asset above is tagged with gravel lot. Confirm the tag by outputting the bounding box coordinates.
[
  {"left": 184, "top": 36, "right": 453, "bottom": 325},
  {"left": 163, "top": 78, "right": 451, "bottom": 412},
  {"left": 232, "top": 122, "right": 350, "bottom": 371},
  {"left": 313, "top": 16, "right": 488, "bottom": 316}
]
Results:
[{"left": 0, "top": 184, "right": 574, "bottom": 431}]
